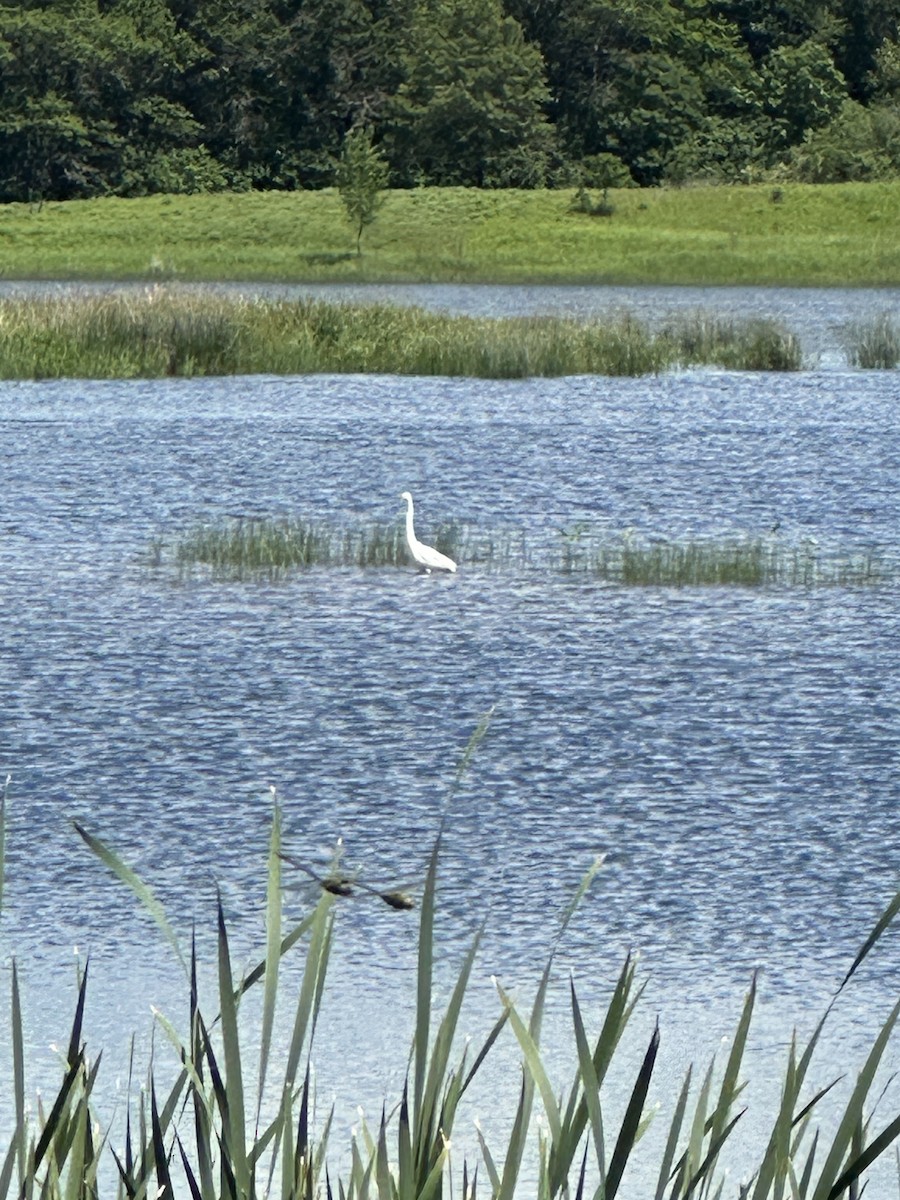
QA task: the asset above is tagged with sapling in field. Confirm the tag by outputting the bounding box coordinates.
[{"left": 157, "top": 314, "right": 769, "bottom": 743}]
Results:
[{"left": 336, "top": 126, "right": 390, "bottom": 256}]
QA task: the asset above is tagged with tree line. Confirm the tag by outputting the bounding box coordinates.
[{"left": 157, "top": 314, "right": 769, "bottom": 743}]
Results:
[{"left": 1, "top": 0, "right": 899, "bottom": 204}]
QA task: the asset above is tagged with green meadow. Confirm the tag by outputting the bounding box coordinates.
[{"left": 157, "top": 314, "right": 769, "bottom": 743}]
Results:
[{"left": 0, "top": 183, "right": 898, "bottom": 286}]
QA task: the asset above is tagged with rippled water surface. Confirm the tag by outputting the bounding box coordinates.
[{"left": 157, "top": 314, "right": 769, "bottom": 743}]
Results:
[{"left": 2, "top": 299, "right": 900, "bottom": 1190}]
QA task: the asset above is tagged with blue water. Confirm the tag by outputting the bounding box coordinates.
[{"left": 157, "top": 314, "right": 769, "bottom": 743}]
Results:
[{"left": 1, "top": 299, "right": 900, "bottom": 1192}]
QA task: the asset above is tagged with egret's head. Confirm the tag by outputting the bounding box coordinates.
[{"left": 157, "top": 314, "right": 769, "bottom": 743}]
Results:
[{"left": 400, "top": 491, "right": 412, "bottom": 503}]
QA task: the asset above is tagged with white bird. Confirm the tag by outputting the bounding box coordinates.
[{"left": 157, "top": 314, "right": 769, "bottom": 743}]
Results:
[{"left": 400, "top": 491, "right": 457, "bottom": 573}]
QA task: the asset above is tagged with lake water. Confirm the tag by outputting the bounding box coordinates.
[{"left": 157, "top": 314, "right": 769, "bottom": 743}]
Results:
[{"left": 1, "top": 285, "right": 899, "bottom": 1194}]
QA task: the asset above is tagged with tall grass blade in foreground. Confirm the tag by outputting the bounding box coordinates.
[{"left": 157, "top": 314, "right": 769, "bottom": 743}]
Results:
[
  {"left": 73, "top": 820, "right": 186, "bottom": 971},
  {"left": 13, "top": 768, "right": 900, "bottom": 1199}
]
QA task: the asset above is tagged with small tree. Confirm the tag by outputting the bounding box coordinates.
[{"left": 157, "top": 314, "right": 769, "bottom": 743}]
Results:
[{"left": 335, "top": 126, "right": 389, "bottom": 256}]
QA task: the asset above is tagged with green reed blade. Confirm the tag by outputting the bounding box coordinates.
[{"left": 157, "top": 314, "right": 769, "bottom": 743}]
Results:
[
  {"left": 279, "top": 1087, "right": 294, "bottom": 1200},
  {"left": 297, "top": 1066, "right": 310, "bottom": 1165},
  {"left": 63, "top": 1092, "right": 87, "bottom": 1200},
  {"left": 150, "top": 1082, "right": 173, "bottom": 1200},
  {"left": 460, "top": 1009, "right": 511, "bottom": 1095},
  {"left": 497, "top": 981, "right": 562, "bottom": 1145},
  {"left": 0, "top": 1141, "right": 15, "bottom": 1200},
  {"left": 375, "top": 1108, "right": 391, "bottom": 1200},
  {"left": 682, "top": 1109, "right": 745, "bottom": 1199},
  {"left": 825, "top": 1111, "right": 900, "bottom": 1200},
  {"left": 73, "top": 822, "right": 185, "bottom": 972},
  {"left": 655, "top": 1066, "right": 692, "bottom": 1200},
  {"left": 418, "top": 921, "right": 486, "bottom": 1165},
  {"left": 575, "top": 1142, "right": 590, "bottom": 1200},
  {"left": 313, "top": 1104, "right": 335, "bottom": 1193},
  {"left": 838, "top": 886, "right": 900, "bottom": 993},
  {"left": 398, "top": 1084, "right": 414, "bottom": 1200},
  {"left": 152, "top": 1007, "right": 207, "bottom": 1100},
  {"left": 475, "top": 1120, "right": 501, "bottom": 1194},
  {"left": 605, "top": 1022, "right": 660, "bottom": 1200},
  {"left": 32, "top": 1049, "right": 84, "bottom": 1170},
  {"left": 672, "top": 1058, "right": 714, "bottom": 1200},
  {"left": 552, "top": 953, "right": 640, "bottom": 1191},
  {"left": 11, "top": 961, "right": 26, "bottom": 1193},
  {"left": 216, "top": 892, "right": 250, "bottom": 1197},
  {"left": 708, "top": 975, "right": 756, "bottom": 1158},
  {"left": 413, "top": 832, "right": 439, "bottom": 1135},
  {"left": 811, "top": 996, "right": 900, "bottom": 1200},
  {"left": 237, "top": 908, "right": 321, "bottom": 1002},
  {"left": 247, "top": 1103, "right": 282, "bottom": 1171},
  {"left": 570, "top": 979, "right": 606, "bottom": 1194},
  {"left": 284, "top": 893, "right": 334, "bottom": 1092},
  {"left": 175, "top": 1129, "right": 205, "bottom": 1200},
  {"left": 418, "top": 1138, "right": 449, "bottom": 1200},
  {"left": 798, "top": 1129, "right": 820, "bottom": 1199},
  {"left": 257, "top": 801, "right": 283, "bottom": 1127},
  {"left": 453, "top": 706, "right": 495, "bottom": 791},
  {"left": 496, "top": 1073, "right": 534, "bottom": 1200}
]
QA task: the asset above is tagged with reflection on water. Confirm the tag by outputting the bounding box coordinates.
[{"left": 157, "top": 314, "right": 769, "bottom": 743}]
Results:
[{"left": 1, "top": 350, "right": 899, "bottom": 1190}]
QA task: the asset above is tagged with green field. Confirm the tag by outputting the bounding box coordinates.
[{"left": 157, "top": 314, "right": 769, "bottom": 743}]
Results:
[{"left": 1, "top": 183, "right": 898, "bottom": 285}]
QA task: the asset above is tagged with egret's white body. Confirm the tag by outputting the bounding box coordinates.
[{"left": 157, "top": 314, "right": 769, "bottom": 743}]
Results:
[{"left": 400, "top": 491, "right": 457, "bottom": 573}]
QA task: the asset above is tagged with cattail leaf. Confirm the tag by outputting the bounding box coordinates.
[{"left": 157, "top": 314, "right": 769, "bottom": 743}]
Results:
[
  {"left": 570, "top": 979, "right": 605, "bottom": 1193},
  {"left": 216, "top": 891, "right": 250, "bottom": 1196},
  {"left": 839, "top": 887, "right": 900, "bottom": 992},
  {"left": 496, "top": 981, "right": 561, "bottom": 1145},
  {"left": 655, "top": 1065, "right": 692, "bottom": 1200},
  {"left": 257, "top": 801, "right": 283, "bottom": 1126},
  {"left": 606, "top": 1022, "right": 660, "bottom": 1200},
  {"left": 812, "top": 996, "right": 900, "bottom": 1200},
  {"left": 73, "top": 821, "right": 185, "bottom": 971}
]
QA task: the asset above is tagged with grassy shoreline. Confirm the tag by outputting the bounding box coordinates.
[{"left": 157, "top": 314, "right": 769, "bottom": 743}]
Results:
[
  {"left": 1, "top": 183, "right": 899, "bottom": 286},
  {"left": 0, "top": 290, "right": 810, "bottom": 378}
]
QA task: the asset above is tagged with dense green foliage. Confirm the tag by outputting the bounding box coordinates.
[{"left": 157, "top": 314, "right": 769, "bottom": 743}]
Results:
[{"left": 1, "top": 0, "right": 899, "bottom": 201}]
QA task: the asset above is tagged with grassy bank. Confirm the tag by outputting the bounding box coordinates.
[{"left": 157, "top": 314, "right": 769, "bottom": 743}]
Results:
[{"left": 0, "top": 183, "right": 898, "bottom": 286}]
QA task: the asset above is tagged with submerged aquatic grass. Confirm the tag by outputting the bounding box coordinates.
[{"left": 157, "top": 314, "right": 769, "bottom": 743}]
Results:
[
  {"left": 0, "top": 288, "right": 811, "bottom": 380},
  {"left": 166, "top": 517, "right": 888, "bottom": 588},
  {"left": 168, "top": 515, "right": 522, "bottom": 576},
  {"left": 585, "top": 535, "right": 885, "bottom": 587}
]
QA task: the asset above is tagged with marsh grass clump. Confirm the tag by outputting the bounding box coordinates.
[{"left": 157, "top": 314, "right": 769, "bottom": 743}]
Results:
[
  {"left": 174, "top": 517, "right": 336, "bottom": 574},
  {"left": 167, "top": 519, "right": 888, "bottom": 587},
  {"left": 844, "top": 311, "right": 900, "bottom": 368},
  {"left": 663, "top": 312, "right": 804, "bottom": 371},
  {"left": 168, "top": 515, "right": 517, "bottom": 575},
  {"left": 582, "top": 534, "right": 886, "bottom": 587},
  {"left": 0, "top": 288, "right": 809, "bottom": 380},
  {"left": 0, "top": 289, "right": 248, "bottom": 378}
]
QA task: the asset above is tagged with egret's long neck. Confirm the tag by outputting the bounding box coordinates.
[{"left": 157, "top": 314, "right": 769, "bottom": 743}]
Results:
[{"left": 405, "top": 497, "right": 416, "bottom": 543}]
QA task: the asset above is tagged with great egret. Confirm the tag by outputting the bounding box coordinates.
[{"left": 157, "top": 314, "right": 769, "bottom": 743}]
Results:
[{"left": 400, "top": 491, "right": 457, "bottom": 573}]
